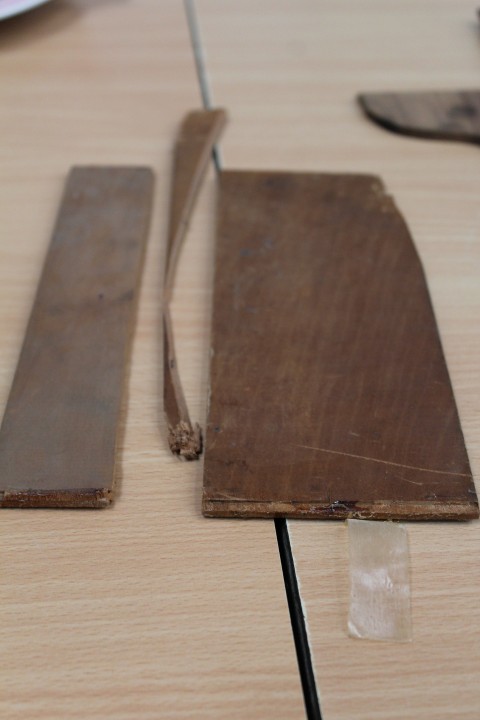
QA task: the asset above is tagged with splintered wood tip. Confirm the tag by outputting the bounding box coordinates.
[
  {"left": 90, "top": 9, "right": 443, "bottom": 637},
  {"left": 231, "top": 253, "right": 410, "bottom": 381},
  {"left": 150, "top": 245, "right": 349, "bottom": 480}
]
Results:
[{"left": 168, "top": 421, "right": 203, "bottom": 461}]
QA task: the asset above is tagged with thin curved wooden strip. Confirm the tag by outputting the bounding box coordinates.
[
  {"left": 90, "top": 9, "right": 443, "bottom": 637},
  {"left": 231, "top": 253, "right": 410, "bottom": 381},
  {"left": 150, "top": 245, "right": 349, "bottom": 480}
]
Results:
[{"left": 164, "top": 109, "right": 226, "bottom": 460}]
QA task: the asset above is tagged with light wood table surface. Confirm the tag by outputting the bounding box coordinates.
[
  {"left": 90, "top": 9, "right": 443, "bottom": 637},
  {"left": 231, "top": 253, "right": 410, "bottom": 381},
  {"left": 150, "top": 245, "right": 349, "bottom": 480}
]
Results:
[
  {"left": 195, "top": 1, "right": 480, "bottom": 718},
  {"left": 0, "top": 2, "right": 303, "bottom": 719},
  {"left": 1, "top": 1, "right": 479, "bottom": 719}
]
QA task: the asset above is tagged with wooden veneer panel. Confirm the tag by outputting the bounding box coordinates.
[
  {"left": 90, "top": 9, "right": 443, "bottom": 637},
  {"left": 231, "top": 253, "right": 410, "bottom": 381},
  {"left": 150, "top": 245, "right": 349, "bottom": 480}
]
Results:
[
  {"left": 203, "top": 170, "right": 478, "bottom": 520},
  {"left": 0, "top": 166, "right": 153, "bottom": 508}
]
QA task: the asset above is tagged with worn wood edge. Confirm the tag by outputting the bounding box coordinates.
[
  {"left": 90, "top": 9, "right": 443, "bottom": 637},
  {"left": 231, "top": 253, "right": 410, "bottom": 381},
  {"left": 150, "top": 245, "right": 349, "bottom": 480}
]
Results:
[
  {"left": 1, "top": 487, "right": 112, "bottom": 508},
  {"left": 203, "top": 497, "right": 479, "bottom": 521},
  {"left": 358, "top": 91, "right": 480, "bottom": 144},
  {"left": 163, "top": 109, "right": 227, "bottom": 461}
]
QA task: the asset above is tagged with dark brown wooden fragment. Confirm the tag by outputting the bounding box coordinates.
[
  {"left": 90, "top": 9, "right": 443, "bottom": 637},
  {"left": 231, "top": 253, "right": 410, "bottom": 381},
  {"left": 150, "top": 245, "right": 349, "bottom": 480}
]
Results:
[
  {"left": 203, "top": 171, "right": 478, "bottom": 520},
  {"left": 359, "top": 90, "right": 480, "bottom": 144},
  {"left": 0, "top": 166, "right": 153, "bottom": 508}
]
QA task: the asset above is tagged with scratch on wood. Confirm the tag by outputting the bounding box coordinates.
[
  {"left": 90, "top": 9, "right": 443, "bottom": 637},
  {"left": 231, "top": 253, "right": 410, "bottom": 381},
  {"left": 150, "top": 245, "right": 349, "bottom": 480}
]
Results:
[{"left": 295, "top": 445, "right": 472, "bottom": 478}]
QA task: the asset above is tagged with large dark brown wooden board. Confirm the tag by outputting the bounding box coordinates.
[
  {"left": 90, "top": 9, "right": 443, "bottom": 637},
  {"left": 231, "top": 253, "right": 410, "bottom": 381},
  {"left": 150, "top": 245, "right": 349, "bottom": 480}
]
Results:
[
  {"left": 203, "top": 171, "right": 478, "bottom": 520},
  {"left": 0, "top": 166, "right": 153, "bottom": 508}
]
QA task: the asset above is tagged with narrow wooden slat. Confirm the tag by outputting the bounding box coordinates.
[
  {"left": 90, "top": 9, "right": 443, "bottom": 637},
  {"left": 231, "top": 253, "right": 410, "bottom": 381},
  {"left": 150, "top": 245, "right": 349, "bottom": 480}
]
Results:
[
  {"left": 0, "top": 166, "right": 153, "bottom": 508},
  {"left": 203, "top": 169, "right": 478, "bottom": 520}
]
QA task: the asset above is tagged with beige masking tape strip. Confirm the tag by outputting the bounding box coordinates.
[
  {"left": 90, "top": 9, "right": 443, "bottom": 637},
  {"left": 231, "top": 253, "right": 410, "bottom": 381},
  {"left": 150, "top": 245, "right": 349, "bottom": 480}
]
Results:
[{"left": 347, "top": 519, "right": 412, "bottom": 642}]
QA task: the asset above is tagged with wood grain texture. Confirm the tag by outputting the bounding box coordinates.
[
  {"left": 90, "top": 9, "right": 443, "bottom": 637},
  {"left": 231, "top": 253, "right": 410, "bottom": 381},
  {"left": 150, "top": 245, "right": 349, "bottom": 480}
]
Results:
[
  {"left": 195, "top": 0, "right": 480, "bottom": 716},
  {"left": 164, "top": 109, "right": 226, "bottom": 460},
  {"left": 203, "top": 170, "right": 477, "bottom": 520},
  {"left": 0, "top": 2, "right": 304, "bottom": 719},
  {"left": 359, "top": 90, "right": 480, "bottom": 144},
  {"left": 0, "top": 166, "right": 153, "bottom": 508},
  {"left": 290, "top": 520, "right": 480, "bottom": 720}
]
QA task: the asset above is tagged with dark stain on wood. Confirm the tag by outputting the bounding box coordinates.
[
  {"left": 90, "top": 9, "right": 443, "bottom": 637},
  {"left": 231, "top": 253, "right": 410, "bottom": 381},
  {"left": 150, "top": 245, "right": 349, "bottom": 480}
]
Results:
[
  {"left": 0, "top": 166, "right": 153, "bottom": 508},
  {"left": 202, "top": 171, "right": 478, "bottom": 520}
]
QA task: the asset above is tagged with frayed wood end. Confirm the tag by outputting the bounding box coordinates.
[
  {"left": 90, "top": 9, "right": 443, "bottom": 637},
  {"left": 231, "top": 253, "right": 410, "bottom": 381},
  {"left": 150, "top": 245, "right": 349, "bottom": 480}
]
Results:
[{"left": 168, "top": 420, "right": 203, "bottom": 461}]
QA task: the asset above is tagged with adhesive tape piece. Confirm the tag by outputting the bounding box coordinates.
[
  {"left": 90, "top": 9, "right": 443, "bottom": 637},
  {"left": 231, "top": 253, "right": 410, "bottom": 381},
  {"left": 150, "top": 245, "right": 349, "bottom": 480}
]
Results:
[{"left": 347, "top": 519, "right": 412, "bottom": 642}]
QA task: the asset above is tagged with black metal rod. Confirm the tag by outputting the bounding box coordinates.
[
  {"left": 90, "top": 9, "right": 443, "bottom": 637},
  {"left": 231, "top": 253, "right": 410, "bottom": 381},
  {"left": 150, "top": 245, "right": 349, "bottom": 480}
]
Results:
[{"left": 275, "top": 518, "right": 322, "bottom": 720}]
